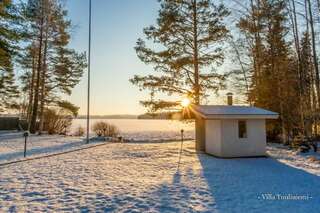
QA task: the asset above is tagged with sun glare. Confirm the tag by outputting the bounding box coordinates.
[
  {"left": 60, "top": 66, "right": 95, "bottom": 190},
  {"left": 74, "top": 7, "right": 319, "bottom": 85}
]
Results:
[{"left": 181, "top": 98, "right": 191, "bottom": 108}]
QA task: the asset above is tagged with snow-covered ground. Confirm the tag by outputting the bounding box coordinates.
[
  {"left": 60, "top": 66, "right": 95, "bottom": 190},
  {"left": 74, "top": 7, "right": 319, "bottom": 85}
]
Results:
[
  {"left": 0, "top": 131, "right": 102, "bottom": 164},
  {"left": 0, "top": 131, "right": 193, "bottom": 164},
  {"left": 0, "top": 134, "right": 319, "bottom": 212},
  {"left": 267, "top": 143, "right": 320, "bottom": 176}
]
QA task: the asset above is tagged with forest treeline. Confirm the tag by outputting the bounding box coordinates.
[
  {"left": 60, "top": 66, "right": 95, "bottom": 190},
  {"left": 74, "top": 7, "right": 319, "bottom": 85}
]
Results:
[
  {"left": 0, "top": 0, "right": 86, "bottom": 133},
  {"left": 230, "top": 0, "right": 320, "bottom": 142},
  {"left": 131, "top": 0, "right": 320, "bottom": 143}
]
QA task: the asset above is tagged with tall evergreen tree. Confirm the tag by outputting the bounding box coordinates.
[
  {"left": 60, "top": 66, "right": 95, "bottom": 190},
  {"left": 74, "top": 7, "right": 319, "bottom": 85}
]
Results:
[
  {"left": 130, "top": 0, "right": 229, "bottom": 111},
  {"left": 131, "top": 0, "right": 229, "bottom": 150},
  {"left": 237, "top": 0, "right": 302, "bottom": 142},
  {"left": 300, "top": 32, "right": 315, "bottom": 136},
  {"left": 20, "top": 0, "right": 86, "bottom": 133},
  {"left": 0, "top": 0, "right": 20, "bottom": 112}
]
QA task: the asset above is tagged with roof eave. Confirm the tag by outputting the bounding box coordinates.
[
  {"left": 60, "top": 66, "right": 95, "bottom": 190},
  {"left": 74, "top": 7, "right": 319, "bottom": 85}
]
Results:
[{"left": 198, "top": 113, "right": 279, "bottom": 120}]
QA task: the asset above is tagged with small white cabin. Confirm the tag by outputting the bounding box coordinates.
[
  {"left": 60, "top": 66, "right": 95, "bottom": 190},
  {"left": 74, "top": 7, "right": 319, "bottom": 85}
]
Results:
[{"left": 193, "top": 104, "right": 278, "bottom": 158}]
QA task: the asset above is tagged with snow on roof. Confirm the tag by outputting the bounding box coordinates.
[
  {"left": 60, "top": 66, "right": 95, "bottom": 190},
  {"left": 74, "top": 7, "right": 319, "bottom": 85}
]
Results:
[{"left": 193, "top": 105, "right": 279, "bottom": 119}]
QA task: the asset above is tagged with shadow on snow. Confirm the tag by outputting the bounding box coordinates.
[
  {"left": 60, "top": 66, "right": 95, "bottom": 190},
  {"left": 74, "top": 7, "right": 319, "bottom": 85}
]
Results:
[{"left": 138, "top": 154, "right": 320, "bottom": 212}]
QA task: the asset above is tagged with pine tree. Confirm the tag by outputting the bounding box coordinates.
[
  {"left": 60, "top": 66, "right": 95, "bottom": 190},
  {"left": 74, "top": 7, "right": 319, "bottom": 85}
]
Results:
[
  {"left": 0, "top": 0, "right": 20, "bottom": 112},
  {"left": 264, "top": 0, "right": 292, "bottom": 141},
  {"left": 237, "top": 0, "right": 302, "bottom": 142},
  {"left": 51, "top": 48, "right": 86, "bottom": 95},
  {"left": 18, "top": 44, "right": 37, "bottom": 120},
  {"left": 20, "top": 0, "right": 86, "bottom": 133},
  {"left": 300, "top": 32, "right": 316, "bottom": 136},
  {"left": 130, "top": 0, "right": 229, "bottom": 111}
]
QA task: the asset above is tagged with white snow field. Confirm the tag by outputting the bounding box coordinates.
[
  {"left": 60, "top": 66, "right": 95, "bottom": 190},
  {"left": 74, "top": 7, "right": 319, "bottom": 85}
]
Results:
[
  {"left": 267, "top": 143, "right": 320, "bottom": 176},
  {"left": 0, "top": 131, "right": 102, "bottom": 164},
  {"left": 0, "top": 136, "right": 320, "bottom": 212},
  {"left": 71, "top": 119, "right": 195, "bottom": 142}
]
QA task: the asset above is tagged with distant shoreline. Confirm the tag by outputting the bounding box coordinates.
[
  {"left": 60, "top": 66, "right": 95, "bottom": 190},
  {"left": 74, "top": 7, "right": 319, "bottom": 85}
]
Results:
[
  {"left": 75, "top": 117, "right": 179, "bottom": 120},
  {"left": 76, "top": 115, "right": 138, "bottom": 119}
]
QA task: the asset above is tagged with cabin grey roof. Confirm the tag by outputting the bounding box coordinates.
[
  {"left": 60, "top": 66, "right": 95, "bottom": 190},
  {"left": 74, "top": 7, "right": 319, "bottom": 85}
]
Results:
[{"left": 193, "top": 105, "right": 279, "bottom": 119}]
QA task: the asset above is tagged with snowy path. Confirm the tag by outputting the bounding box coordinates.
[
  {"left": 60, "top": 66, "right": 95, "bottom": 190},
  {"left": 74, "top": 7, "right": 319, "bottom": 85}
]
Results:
[{"left": 0, "top": 141, "right": 319, "bottom": 212}]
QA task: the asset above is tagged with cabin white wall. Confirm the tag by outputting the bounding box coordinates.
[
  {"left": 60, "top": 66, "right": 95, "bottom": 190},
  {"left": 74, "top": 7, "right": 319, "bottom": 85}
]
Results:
[
  {"left": 220, "top": 119, "right": 266, "bottom": 157},
  {"left": 205, "top": 120, "right": 222, "bottom": 156}
]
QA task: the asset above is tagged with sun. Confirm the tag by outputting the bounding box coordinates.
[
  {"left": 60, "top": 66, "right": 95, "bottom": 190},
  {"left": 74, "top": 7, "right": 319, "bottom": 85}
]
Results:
[{"left": 181, "top": 98, "right": 191, "bottom": 108}]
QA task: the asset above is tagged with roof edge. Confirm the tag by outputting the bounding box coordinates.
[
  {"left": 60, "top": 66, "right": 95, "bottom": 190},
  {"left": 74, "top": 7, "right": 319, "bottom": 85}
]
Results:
[{"left": 197, "top": 114, "right": 279, "bottom": 120}]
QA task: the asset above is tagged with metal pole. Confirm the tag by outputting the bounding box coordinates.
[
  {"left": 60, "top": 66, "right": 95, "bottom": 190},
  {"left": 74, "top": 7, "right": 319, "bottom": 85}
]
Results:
[
  {"left": 24, "top": 135, "right": 27, "bottom": 158},
  {"left": 86, "top": 0, "right": 92, "bottom": 144},
  {"left": 178, "top": 129, "right": 184, "bottom": 170}
]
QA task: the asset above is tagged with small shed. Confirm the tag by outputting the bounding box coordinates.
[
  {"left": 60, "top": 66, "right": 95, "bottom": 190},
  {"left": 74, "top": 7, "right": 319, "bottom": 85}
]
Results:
[{"left": 193, "top": 104, "right": 278, "bottom": 158}]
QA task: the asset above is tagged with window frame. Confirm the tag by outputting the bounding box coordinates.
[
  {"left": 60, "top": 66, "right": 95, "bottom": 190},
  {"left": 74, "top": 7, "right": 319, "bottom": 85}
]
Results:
[{"left": 238, "top": 120, "right": 247, "bottom": 139}]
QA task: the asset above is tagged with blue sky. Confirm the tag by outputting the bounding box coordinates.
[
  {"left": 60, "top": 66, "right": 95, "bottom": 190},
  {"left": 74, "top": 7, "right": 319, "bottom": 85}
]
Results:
[{"left": 65, "top": 0, "right": 159, "bottom": 115}]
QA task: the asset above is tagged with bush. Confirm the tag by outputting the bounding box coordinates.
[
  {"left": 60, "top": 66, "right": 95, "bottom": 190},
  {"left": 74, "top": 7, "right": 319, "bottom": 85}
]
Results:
[
  {"left": 43, "top": 109, "right": 72, "bottom": 135},
  {"left": 92, "top": 121, "right": 119, "bottom": 137},
  {"left": 74, "top": 125, "right": 85, "bottom": 136}
]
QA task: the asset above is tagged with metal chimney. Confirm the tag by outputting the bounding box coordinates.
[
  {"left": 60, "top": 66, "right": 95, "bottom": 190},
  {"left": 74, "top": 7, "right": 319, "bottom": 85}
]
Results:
[{"left": 227, "top": 92, "right": 233, "bottom": 105}]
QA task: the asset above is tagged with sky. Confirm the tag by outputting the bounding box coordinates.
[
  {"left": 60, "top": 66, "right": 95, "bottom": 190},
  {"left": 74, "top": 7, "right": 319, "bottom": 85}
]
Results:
[
  {"left": 64, "top": 0, "right": 234, "bottom": 116},
  {"left": 65, "top": 0, "right": 160, "bottom": 115}
]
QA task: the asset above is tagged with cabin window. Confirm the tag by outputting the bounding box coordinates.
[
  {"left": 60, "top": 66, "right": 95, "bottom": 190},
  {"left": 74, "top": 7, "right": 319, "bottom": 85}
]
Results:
[{"left": 238, "top": 120, "right": 247, "bottom": 138}]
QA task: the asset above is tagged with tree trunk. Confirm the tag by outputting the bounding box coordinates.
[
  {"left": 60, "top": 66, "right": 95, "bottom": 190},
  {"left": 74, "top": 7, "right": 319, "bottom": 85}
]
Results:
[
  {"left": 307, "top": 0, "right": 320, "bottom": 106},
  {"left": 276, "top": 61, "right": 286, "bottom": 143},
  {"left": 192, "top": 0, "right": 200, "bottom": 106},
  {"left": 310, "top": 69, "right": 317, "bottom": 135},
  {"left": 27, "top": 48, "right": 36, "bottom": 125},
  {"left": 290, "top": 0, "right": 305, "bottom": 135},
  {"left": 38, "top": 19, "right": 49, "bottom": 134},
  {"left": 250, "top": 0, "right": 263, "bottom": 99},
  {"left": 230, "top": 39, "right": 251, "bottom": 104},
  {"left": 192, "top": 0, "right": 204, "bottom": 151},
  {"left": 29, "top": 14, "right": 44, "bottom": 133}
]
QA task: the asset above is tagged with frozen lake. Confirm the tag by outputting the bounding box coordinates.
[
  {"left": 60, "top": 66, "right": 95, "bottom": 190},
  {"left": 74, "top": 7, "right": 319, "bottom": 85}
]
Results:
[{"left": 72, "top": 119, "right": 195, "bottom": 141}]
